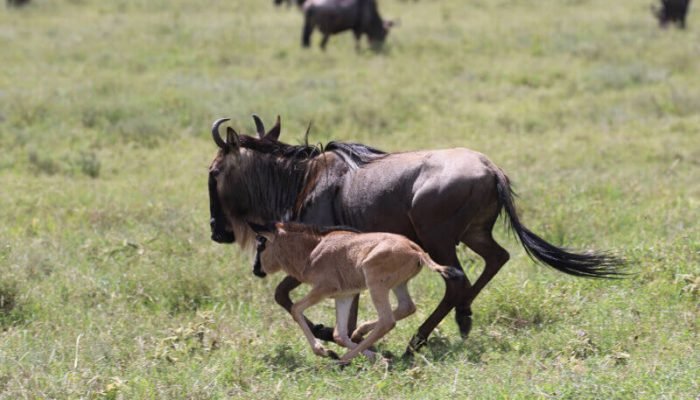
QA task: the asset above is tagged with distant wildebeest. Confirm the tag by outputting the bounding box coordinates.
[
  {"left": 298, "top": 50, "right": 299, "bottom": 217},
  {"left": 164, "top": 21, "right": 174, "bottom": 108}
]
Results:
[
  {"left": 249, "top": 221, "right": 462, "bottom": 364},
  {"left": 653, "top": 0, "right": 691, "bottom": 28},
  {"left": 6, "top": 0, "right": 30, "bottom": 7},
  {"left": 274, "top": 0, "right": 305, "bottom": 7},
  {"left": 302, "top": 0, "right": 395, "bottom": 50},
  {"left": 208, "top": 115, "right": 624, "bottom": 357}
]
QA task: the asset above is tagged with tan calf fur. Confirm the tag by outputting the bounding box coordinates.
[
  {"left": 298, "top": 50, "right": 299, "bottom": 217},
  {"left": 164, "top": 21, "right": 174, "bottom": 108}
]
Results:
[{"left": 251, "top": 222, "right": 460, "bottom": 364}]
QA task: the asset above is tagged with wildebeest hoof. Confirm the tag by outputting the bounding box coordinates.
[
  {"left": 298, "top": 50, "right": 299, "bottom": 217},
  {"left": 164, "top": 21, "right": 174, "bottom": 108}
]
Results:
[
  {"left": 326, "top": 349, "right": 340, "bottom": 360},
  {"left": 312, "top": 324, "right": 335, "bottom": 342},
  {"left": 455, "top": 314, "right": 473, "bottom": 339}
]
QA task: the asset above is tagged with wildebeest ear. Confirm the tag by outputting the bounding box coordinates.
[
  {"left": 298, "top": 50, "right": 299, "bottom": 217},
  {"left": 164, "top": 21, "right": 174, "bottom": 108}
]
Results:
[
  {"left": 264, "top": 116, "right": 281, "bottom": 141},
  {"left": 226, "top": 127, "right": 241, "bottom": 151}
]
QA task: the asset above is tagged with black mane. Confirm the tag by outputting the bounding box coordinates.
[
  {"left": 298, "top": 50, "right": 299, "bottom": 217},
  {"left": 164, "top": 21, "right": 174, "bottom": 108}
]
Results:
[
  {"left": 279, "top": 221, "right": 363, "bottom": 236},
  {"left": 239, "top": 135, "right": 387, "bottom": 169}
]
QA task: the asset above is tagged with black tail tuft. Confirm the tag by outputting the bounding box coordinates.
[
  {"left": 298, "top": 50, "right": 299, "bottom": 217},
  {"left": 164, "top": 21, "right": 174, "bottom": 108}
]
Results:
[{"left": 495, "top": 173, "right": 627, "bottom": 279}]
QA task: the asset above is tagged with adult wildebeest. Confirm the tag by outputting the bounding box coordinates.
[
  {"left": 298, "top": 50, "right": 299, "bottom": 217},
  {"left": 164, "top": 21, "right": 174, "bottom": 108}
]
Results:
[
  {"left": 208, "top": 116, "right": 624, "bottom": 357},
  {"left": 249, "top": 221, "right": 461, "bottom": 364},
  {"left": 302, "top": 0, "right": 394, "bottom": 50},
  {"left": 653, "top": 0, "right": 692, "bottom": 28}
]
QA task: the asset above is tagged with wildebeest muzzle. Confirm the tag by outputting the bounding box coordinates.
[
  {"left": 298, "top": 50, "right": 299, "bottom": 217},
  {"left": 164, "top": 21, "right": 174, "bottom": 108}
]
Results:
[{"left": 252, "top": 235, "right": 267, "bottom": 278}]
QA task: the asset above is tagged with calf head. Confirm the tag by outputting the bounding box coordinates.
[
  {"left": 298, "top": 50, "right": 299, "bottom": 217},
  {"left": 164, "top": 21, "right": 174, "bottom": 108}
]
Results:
[{"left": 248, "top": 222, "right": 284, "bottom": 277}]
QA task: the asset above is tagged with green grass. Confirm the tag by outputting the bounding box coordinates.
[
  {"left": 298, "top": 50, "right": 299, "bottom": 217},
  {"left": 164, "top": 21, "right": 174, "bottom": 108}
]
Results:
[{"left": 1, "top": 0, "right": 699, "bottom": 398}]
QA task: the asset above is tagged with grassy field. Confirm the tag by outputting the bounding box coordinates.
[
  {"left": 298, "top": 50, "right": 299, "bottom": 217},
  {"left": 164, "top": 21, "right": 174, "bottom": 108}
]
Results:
[{"left": 1, "top": 0, "right": 699, "bottom": 398}]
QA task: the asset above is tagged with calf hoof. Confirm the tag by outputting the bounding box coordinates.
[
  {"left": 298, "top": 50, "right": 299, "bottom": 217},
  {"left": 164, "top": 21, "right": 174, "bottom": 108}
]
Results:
[
  {"left": 312, "top": 343, "right": 329, "bottom": 357},
  {"left": 350, "top": 332, "right": 364, "bottom": 343}
]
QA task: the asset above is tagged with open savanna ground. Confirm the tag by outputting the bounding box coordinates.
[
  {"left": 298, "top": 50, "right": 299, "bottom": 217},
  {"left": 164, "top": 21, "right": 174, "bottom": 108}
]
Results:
[{"left": 1, "top": 0, "right": 698, "bottom": 398}]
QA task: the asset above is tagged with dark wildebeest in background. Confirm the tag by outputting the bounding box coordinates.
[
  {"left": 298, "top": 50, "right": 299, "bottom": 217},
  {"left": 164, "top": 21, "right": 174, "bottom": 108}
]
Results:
[
  {"left": 6, "top": 0, "right": 31, "bottom": 7},
  {"left": 302, "top": 0, "right": 394, "bottom": 50},
  {"left": 208, "top": 116, "right": 625, "bottom": 357},
  {"left": 250, "top": 221, "right": 462, "bottom": 364},
  {"left": 274, "top": 0, "right": 305, "bottom": 7},
  {"left": 653, "top": 0, "right": 692, "bottom": 28}
]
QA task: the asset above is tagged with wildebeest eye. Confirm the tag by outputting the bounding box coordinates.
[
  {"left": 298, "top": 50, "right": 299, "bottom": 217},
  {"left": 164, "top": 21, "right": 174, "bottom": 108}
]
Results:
[{"left": 210, "top": 168, "right": 221, "bottom": 177}]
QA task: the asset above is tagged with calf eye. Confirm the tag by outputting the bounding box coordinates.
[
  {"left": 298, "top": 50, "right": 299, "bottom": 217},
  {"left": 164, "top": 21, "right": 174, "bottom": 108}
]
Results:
[{"left": 210, "top": 168, "right": 220, "bottom": 177}]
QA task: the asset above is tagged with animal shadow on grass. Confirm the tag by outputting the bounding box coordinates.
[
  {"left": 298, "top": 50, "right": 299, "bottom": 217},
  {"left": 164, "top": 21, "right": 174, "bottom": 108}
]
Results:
[{"left": 262, "top": 344, "right": 307, "bottom": 372}]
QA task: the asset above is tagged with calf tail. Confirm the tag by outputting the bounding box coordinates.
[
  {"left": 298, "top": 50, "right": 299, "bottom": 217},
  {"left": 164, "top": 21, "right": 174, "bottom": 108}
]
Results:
[
  {"left": 419, "top": 252, "right": 465, "bottom": 280},
  {"left": 495, "top": 171, "right": 626, "bottom": 278}
]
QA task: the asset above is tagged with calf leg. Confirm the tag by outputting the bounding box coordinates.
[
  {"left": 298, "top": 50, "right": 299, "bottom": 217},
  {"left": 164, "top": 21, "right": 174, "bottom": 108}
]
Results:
[
  {"left": 352, "top": 282, "right": 416, "bottom": 342},
  {"left": 334, "top": 296, "right": 357, "bottom": 349},
  {"left": 340, "top": 286, "right": 395, "bottom": 364},
  {"left": 334, "top": 296, "right": 376, "bottom": 358},
  {"left": 290, "top": 287, "right": 335, "bottom": 358},
  {"left": 275, "top": 276, "right": 334, "bottom": 341}
]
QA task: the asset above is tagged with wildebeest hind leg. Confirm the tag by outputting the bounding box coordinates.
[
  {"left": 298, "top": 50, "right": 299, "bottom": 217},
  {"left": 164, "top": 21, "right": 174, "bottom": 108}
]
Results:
[
  {"left": 462, "top": 230, "right": 510, "bottom": 306},
  {"left": 275, "top": 275, "right": 335, "bottom": 341},
  {"left": 402, "top": 240, "right": 469, "bottom": 357}
]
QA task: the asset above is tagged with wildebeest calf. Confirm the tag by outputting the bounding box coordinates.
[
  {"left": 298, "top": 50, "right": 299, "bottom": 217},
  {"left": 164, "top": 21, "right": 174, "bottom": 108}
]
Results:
[
  {"left": 302, "top": 0, "right": 394, "bottom": 50},
  {"left": 653, "top": 0, "right": 692, "bottom": 28},
  {"left": 250, "top": 221, "right": 461, "bottom": 364}
]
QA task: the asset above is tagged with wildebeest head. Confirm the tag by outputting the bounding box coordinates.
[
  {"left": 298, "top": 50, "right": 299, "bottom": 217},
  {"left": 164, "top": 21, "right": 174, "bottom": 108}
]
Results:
[
  {"left": 362, "top": 0, "right": 396, "bottom": 49},
  {"left": 208, "top": 116, "right": 282, "bottom": 245}
]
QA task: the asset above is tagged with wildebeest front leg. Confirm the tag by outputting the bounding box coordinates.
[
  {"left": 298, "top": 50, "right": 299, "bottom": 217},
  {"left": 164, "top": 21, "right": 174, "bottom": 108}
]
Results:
[
  {"left": 353, "top": 29, "right": 362, "bottom": 52},
  {"left": 320, "top": 34, "right": 330, "bottom": 51},
  {"left": 274, "top": 276, "right": 335, "bottom": 341},
  {"left": 302, "top": 19, "right": 314, "bottom": 48}
]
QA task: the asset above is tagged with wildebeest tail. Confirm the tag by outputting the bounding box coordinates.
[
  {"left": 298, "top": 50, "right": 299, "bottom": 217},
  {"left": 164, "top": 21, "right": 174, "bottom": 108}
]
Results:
[
  {"left": 495, "top": 171, "right": 626, "bottom": 278},
  {"left": 419, "top": 252, "right": 465, "bottom": 280}
]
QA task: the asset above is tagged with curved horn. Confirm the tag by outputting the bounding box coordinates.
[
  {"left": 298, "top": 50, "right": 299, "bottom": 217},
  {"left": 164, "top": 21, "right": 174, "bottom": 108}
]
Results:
[
  {"left": 211, "top": 118, "right": 230, "bottom": 149},
  {"left": 252, "top": 114, "right": 265, "bottom": 139}
]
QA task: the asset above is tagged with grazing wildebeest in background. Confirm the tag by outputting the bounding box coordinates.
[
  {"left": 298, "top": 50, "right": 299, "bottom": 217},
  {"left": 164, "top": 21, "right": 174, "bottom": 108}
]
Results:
[
  {"left": 249, "top": 221, "right": 462, "bottom": 364},
  {"left": 653, "top": 0, "right": 692, "bottom": 28},
  {"left": 6, "top": 0, "right": 30, "bottom": 7},
  {"left": 302, "top": 0, "right": 394, "bottom": 50},
  {"left": 208, "top": 116, "right": 624, "bottom": 357},
  {"left": 274, "top": 0, "right": 305, "bottom": 7}
]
